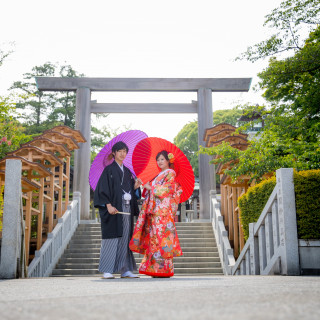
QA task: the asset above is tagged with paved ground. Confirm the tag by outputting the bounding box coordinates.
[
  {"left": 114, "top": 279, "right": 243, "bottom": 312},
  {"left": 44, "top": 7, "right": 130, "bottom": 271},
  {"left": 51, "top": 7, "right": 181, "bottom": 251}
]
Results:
[{"left": 0, "top": 275, "right": 319, "bottom": 320}]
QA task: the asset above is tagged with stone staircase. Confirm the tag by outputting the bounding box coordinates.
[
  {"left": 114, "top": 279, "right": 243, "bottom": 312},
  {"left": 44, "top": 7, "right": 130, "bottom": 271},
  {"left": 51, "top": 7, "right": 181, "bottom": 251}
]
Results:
[{"left": 51, "top": 222, "right": 223, "bottom": 276}]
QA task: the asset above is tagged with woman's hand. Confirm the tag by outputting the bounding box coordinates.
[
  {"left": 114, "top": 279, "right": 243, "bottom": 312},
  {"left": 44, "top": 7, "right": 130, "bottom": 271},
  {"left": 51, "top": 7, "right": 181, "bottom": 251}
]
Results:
[
  {"left": 106, "top": 204, "right": 118, "bottom": 215},
  {"left": 134, "top": 178, "right": 143, "bottom": 190},
  {"left": 144, "top": 181, "right": 152, "bottom": 191}
]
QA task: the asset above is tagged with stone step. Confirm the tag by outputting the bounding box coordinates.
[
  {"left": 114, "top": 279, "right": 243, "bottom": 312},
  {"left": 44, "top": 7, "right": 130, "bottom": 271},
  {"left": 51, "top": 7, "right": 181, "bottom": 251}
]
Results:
[
  {"left": 63, "top": 246, "right": 218, "bottom": 253},
  {"left": 75, "top": 229, "right": 214, "bottom": 235},
  {"left": 58, "top": 256, "right": 221, "bottom": 263},
  {"left": 69, "top": 237, "right": 216, "bottom": 244},
  {"left": 55, "top": 261, "right": 222, "bottom": 269},
  {"left": 77, "top": 223, "right": 212, "bottom": 229},
  {"left": 66, "top": 243, "right": 216, "bottom": 250},
  {"left": 75, "top": 229, "right": 213, "bottom": 233},
  {"left": 68, "top": 239, "right": 216, "bottom": 246},
  {"left": 61, "top": 251, "right": 220, "bottom": 259},
  {"left": 51, "top": 221, "right": 223, "bottom": 277},
  {"left": 74, "top": 228, "right": 214, "bottom": 233},
  {"left": 77, "top": 224, "right": 212, "bottom": 228},
  {"left": 51, "top": 267, "right": 223, "bottom": 276},
  {"left": 71, "top": 233, "right": 214, "bottom": 239}
]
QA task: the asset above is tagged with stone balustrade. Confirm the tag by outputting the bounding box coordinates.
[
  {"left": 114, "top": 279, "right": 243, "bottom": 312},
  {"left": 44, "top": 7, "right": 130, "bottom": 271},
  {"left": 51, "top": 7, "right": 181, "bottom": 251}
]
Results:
[{"left": 211, "top": 168, "right": 307, "bottom": 275}]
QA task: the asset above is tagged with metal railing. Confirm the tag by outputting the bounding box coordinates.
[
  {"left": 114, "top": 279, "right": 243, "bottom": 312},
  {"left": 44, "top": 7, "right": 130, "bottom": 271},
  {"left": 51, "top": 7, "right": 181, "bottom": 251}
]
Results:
[{"left": 27, "top": 192, "right": 81, "bottom": 277}]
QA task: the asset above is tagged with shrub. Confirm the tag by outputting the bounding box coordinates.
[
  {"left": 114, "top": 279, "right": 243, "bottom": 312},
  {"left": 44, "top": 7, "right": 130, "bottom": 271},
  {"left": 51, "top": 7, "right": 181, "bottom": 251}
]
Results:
[
  {"left": 238, "top": 177, "right": 276, "bottom": 240},
  {"left": 238, "top": 170, "right": 320, "bottom": 241},
  {"left": 294, "top": 170, "right": 320, "bottom": 239}
]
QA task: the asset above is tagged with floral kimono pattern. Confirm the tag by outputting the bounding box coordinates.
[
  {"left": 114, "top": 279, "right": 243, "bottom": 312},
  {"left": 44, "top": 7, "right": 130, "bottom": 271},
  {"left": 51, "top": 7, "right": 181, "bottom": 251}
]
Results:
[{"left": 129, "top": 169, "right": 183, "bottom": 277}]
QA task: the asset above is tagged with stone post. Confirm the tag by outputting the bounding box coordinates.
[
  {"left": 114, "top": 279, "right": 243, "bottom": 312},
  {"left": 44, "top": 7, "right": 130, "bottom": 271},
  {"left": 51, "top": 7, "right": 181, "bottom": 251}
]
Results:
[
  {"left": 0, "top": 160, "right": 23, "bottom": 279},
  {"left": 276, "top": 168, "right": 300, "bottom": 275},
  {"left": 197, "top": 88, "right": 215, "bottom": 219},
  {"left": 249, "top": 223, "right": 260, "bottom": 275},
  {"left": 73, "top": 191, "right": 82, "bottom": 223},
  {"left": 74, "top": 87, "right": 91, "bottom": 220},
  {"left": 193, "top": 198, "right": 198, "bottom": 220},
  {"left": 181, "top": 202, "right": 187, "bottom": 222}
]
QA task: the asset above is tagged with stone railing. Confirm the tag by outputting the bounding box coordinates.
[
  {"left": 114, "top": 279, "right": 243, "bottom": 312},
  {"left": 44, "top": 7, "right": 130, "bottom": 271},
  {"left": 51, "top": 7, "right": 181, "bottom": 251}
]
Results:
[
  {"left": 210, "top": 190, "right": 235, "bottom": 274},
  {"left": 27, "top": 192, "right": 81, "bottom": 277},
  {"left": 210, "top": 168, "right": 301, "bottom": 275},
  {"left": 231, "top": 168, "right": 299, "bottom": 275}
]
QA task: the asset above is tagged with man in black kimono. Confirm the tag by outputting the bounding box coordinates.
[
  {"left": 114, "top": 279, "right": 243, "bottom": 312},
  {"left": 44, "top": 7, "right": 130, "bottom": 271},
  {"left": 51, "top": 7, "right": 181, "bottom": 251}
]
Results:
[{"left": 94, "top": 141, "right": 142, "bottom": 279}]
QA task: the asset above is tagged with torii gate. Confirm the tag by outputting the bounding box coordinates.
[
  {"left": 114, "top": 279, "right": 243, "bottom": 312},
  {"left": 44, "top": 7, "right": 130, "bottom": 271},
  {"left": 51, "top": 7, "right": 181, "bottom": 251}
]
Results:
[{"left": 36, "top": 77, "right": 251, "bottom": 220}]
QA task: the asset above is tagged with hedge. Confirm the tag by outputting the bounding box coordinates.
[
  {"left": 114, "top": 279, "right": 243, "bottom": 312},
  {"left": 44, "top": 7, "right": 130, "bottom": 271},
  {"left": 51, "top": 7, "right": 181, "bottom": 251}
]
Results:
[
  {"left": 294, "top": 170, "right": 320, "bottom": 239},
  {"left": 238, "top": 169, "right": 320, "bottom": 241},
  {"left": 238, "top": 177, "right": 276, "bottom": 240}
]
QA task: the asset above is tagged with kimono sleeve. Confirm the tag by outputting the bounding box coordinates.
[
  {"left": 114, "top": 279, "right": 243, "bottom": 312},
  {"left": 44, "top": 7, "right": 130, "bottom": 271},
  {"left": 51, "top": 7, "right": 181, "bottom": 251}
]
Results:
[
  {"left": 152, "top": 171, "right": 176, "bottom": 200},
  {"left": 93, "top": 167, "right": 112, "bottom": 208}
]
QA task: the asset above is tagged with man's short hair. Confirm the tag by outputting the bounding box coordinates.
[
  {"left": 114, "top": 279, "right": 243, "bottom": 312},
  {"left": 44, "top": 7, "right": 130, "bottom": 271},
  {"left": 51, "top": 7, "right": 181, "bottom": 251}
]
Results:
[{"left": 112, "top": 141, "right": 129, "bottom": 154}]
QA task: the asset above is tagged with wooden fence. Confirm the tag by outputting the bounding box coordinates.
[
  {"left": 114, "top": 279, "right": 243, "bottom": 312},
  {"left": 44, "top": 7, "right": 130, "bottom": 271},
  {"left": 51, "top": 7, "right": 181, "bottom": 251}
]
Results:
[{"left": 0, "top": 125, "right": 85, "bottom": 265}]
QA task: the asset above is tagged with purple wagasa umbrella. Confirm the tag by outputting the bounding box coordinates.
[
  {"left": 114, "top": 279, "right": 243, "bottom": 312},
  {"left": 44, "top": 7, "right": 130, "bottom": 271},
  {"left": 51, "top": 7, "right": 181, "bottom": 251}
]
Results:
[{"left": 89, "top": 130, "right": 148, "bottom": 191}]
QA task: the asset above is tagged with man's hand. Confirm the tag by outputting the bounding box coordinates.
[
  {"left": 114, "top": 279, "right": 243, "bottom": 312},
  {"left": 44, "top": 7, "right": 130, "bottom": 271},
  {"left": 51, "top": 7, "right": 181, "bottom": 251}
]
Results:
[
  {"left": 134, "top": 178, "right": 143, "bottom": 190},
  {"left": 106, "top": 204, "right": 118, "bottom": 215}
]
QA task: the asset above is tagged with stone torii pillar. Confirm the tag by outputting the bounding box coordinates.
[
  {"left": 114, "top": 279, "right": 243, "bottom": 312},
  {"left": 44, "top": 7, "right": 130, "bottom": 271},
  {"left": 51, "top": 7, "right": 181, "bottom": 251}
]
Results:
[
  {"left": 73, "top": 87, "right": 91, "bottom": 220},
  {"left": 197, "top": 88, "right": 214, "bottom": 219},
  {"left": 36, "top": 77, "right": 251, "bottom": 220}
]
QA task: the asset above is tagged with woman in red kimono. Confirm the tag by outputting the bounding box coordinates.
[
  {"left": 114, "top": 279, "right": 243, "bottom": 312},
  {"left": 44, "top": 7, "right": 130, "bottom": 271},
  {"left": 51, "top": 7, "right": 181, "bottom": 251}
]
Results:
[{"left": 129, "top": 150, "right": 183, "bottom": 277}]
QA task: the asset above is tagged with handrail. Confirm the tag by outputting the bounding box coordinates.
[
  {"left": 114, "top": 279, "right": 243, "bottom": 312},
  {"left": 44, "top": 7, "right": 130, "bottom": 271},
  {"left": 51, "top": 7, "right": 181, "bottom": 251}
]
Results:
[
  {"left": 231, "top": 185, "right": 279, "bottom": 274},
  {"left": 232, "top": 168, "right": 300, "bottom": 275},
  {"left": 28, "top": 192, "right": 81, "bottom": 277},
  {"left": 210, "top": 190, "right": 235, "bottom": 274},
  {"left": 18, "top": 193, "right": 27, "bottom": 278},
  {"left": 210, "top": 168, "right": 300, "bottom": 276}
]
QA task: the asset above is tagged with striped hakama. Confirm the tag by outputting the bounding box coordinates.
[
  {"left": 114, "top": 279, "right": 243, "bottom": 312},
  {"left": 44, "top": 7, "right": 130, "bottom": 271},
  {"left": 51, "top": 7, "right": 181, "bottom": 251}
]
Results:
[{"left": 98, "top": 200, "right": 137, "bottom": 274}]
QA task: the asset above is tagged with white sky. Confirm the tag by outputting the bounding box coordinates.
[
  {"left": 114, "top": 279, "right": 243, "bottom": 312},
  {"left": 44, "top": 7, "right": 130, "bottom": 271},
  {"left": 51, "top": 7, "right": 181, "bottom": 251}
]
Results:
[{"left": 0, "top": 0, "right": 283, "bottom": 142}]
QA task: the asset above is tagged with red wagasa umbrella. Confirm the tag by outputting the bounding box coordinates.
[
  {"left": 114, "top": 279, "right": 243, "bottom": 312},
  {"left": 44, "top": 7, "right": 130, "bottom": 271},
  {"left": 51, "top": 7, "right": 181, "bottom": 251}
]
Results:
[{"left": 132, "top": 137, "right": 195, "bottom": 203}]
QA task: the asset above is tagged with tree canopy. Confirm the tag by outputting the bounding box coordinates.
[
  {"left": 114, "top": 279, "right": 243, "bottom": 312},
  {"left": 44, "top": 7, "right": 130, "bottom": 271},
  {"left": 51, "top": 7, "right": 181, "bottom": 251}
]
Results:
[
  {"left": 0, "top": 45, "right": 13, "bottom": 67},
  {"left": 201, "top": 0, "right": 320, "bottom": 183},
  {"left": 0, "top": 95, "right": 31, "bottom": 159},
  {"left": 174, "top": 107, "right": 243, "bottom": 177},
  {"left": 237, "top": 0, "right": 320, "bottom": 62},
  {"left": 10, "top": 62, "right": 84, "bottom": 133},
  {"left": 8, "top": 62, "right": 118, "bottom": 156},
  {"left": 200, "top": 105, "right": 320, "bottom": 182},
  {"left": 258, "top": 26, "right": 320, "bottom": 138}
]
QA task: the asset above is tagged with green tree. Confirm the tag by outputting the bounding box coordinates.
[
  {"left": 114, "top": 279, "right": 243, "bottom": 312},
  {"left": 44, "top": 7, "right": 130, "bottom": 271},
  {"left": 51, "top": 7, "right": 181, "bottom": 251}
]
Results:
[
  {"left": 9, "top": 62, "right": 116, "bottom": 161},
  {"left": 0, "top": 95, "right": 31, "bottom": 159},
  {"left": 47, "top": 64, "right": 85, "bottom": 128},
  {"left": 200, "top": 104, "right": 320, "bottom": 183},
  {"left": 174, "top": 107, "right": 242, "bottom": 177},
  {"left": 0, "top": 44, "right": 13, "bottom": 67},
  {"left": 0, "top": 47, "right": 32, "bottom": 159},
  {"left": 10, "top": 62, "right": 56, "bottom": 131},
  {"left": 212, "top": 108, "right": 243, "bottom": 127},
  {"left": 10, "top": 62, "right": 84, "bottom": 135},
  {"left": 237, "top": 0, "right": 320, "bottom": 140},
  {"left": 204, "top": 0, "right": 320, "bottom": 182},
  {"left": 258, "top": 26, "right": 320, "bottom": 139},
  {"left": 237, "top": 0, "right": 320, "bottom": 62},
  {"left": 174, "top": 121, "right": 198, "bottom": 176}
]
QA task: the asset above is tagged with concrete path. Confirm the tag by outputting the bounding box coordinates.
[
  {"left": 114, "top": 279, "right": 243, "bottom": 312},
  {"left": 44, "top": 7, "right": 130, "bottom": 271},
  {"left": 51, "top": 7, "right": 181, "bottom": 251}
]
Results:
[{"left": 0, "top": 275, "right": 319, "bottom": 320}]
